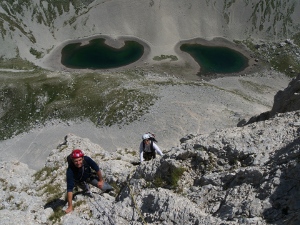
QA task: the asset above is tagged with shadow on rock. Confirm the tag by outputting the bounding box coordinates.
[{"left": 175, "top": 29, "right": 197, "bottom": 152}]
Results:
[
  {"left": 44, "top": 198, "right": 66, "bottom": 211},
  {"left": 43, "top": 191, "right": 85, "bottom": 211},
  {"left": 238, "top": 73, "right": 300, "bottom": 127},
  {"left": 263, "top": 137, "right": 300, "bottom": 224}
]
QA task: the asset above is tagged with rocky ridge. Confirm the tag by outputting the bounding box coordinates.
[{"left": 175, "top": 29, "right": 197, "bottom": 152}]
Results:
[
  {"left": 241, "top": 73, "right": 300, "bottom": 126},
  {"left": 1, "top": 74, "right": 300, "bottom": 224}
]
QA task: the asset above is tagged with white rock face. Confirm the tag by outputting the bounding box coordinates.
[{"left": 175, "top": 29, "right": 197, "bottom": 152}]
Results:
[{"left": 1, "top": 107, "right": 300, "bottom": 224}]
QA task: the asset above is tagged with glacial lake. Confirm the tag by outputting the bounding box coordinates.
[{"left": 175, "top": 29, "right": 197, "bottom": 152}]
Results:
[
  {"left": 180, "top": 44, "right": 249, "bottom": 75},
  {"left": 61, "top": 38, "right": 144, "bottom": 69}
]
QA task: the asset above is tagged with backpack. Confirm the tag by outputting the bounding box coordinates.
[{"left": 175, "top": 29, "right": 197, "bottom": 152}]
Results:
[{"left": 148, "top": 132, "right": 158, "bottom": 143}]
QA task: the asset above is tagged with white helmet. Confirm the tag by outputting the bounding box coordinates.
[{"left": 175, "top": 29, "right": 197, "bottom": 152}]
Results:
[{"left": 142, "top": 133, "right": 151, "bottom": 140}]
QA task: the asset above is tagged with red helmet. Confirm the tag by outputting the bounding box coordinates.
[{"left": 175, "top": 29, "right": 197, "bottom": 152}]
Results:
[{"left": 71, "top": 149, "right": 84, "bottom": 158}]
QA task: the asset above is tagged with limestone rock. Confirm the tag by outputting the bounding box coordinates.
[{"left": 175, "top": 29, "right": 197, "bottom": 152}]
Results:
[{"left": 1, "top": 110, "right": 300, "bottom": 224}]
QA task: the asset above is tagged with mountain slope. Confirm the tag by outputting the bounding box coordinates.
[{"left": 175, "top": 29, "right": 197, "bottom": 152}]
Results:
[
  {"left": 1, "top": 108, "right": 300, "bottom": 224},
  {"left": 0, "top": 0, "right": 300, "bottom": 67}
]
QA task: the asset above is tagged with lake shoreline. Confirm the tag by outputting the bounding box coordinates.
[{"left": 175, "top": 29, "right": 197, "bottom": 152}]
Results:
[
  {"left": 41, "top": 35, "right": 263, "bottom": 81},
  {"left": 174, "top": 37, "right": 263, "bottom": 80}
]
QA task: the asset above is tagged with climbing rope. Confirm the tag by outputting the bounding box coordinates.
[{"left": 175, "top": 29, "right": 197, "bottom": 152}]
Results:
[
  {"left": 90, "top": 196, "right": 115, "bottom": 225},
  {"left": 126, "top": 181, "right": 148, "bottom": 225},
  {"left": 85, "top": 172, "right": 148, "bottom": 224},
  {"left": 125, "top": 171, "right": 148, "bottom": 225}
]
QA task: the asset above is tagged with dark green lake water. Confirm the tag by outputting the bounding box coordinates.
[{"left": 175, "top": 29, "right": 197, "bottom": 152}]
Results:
[
  {"left": 61, "top": 38, "right": 144, "bottom": 69},
  {"left": 180, "top": 44, "right": 249, "bottom": 75}
]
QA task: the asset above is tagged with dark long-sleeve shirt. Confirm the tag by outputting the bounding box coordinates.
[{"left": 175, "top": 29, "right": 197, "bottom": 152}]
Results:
[{"left": 66, "top": 156, "right": 100, "bottom": 192}]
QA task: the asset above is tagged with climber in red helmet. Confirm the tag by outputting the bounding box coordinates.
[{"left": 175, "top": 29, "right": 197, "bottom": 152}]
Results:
[{"left": 65, "top": 149, "right": 113, "bottom": 214}]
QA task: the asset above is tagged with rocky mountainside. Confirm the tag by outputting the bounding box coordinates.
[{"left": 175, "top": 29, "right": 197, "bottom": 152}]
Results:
[
  {"left": 0, "top": 0, "right": 300, "bottom": 66},
  {"left": 270, "top": 73, "right": 300, "bottom": 116},
  {"left": 1, "top": 1, "right": 300, "bottom": 224},
  {"left": 1, "top": 76, "right": 300, "bottom": 224},
  {"left": 240, "top": 73, "right": 300, "bottom": 125}
]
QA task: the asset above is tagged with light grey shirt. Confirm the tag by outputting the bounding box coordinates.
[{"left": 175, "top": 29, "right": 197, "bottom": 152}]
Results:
[{"left": 139, "top": 141, "right": 164, "bottom": 162}]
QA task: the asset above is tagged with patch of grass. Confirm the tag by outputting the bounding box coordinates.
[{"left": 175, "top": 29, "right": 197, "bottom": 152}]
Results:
[
  {"left": 153, "top": 166, "right": 186, "bottom": 189},
  {"left": 74, "top": 199, "right": 87, "bottom": 209},
  {"left": 30, "top": 47, "right": 43, "bottom": 59},
  {"left": 0, "top": 57, "right": 37, "bottom": 70},
  {"left": 110, "top": 181, "right": 120, "bottom": 191},
  {"left": 239, "top": 79, "right": 272, "bottom": 94},
  {"left": 153, "top": 55, "right": 178, "bottom": 61},
  {"left": 205, "top": 83, "right": 269, "bottom": 107},
  {"left": 43, "top": 184, "right": 61, "bottom": 196},
  {"left": 153, "top": 174, "right": 164, "bottom": 187},
  {"left": 247, "top": 1, "right": 296, "bottom": 38},
  {"left": 270, "top": 54, "right": 299, "bottom": 77},
  {"left": 207, "top": 153, "right": 216, "bottom": 171},
  {"left": 46, "top": 191, "right": 61, "bottom": 204},
  {"left": 240, "top": 38, "right": 300, "bottom": 78},
  {"left": 169, "top": 167, "right": 185, "bottom": 186},
  {"left": 16, "top": 201, "right": 24, "bottom": 210},
  {"left": 0, "top": 0, "right": 95, "bottom": 43},
  {"left": 43, "top": 183, "right": 64, "bottom": 206},
  {"left": 48, "top": 206, "right": 65, "bottom": 224},
  {"left": 140, "top": 78, "right": 179, "bottom": 87},
  {"left": 231, "top": 89, "right": 265, "bottom": 105},
  {"left": 0, "top": 71, "right": 156, "bottom": 140},
  {"left": 0, "top": 11, "right": 36, "bottom": 43},
  {"left": 94, "top": 153, "right": 105, "bottom": 159},
  {"left": 9, "top": 185, "right": 16, "bottom": 191},
  {"left": 34, "top": 166, "right": 59, "bottom": 182},
  {"left": 0, "top": 178, "right": 8, "bottom": 191},
  {"left": 7, "top": 195, "right": 14, "bottom": 201},
  {"left": 124, "top": 148, "right": 137, "bottom": 156}
]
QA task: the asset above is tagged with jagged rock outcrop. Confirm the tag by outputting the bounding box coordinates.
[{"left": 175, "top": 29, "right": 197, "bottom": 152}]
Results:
[
  {"left": 270, "top": 73, "right": 300, "bottom": 116},
  {"left": 239, "top": 73, "right": 300, "bottom": 126},
  {"left": 1, "top": 110, "right": 300, "bottom": 224}
]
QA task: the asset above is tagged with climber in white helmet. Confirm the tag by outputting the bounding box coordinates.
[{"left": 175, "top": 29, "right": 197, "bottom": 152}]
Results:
[{"left": 139, "top": 133, "right": 164, "bottom": 163}]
